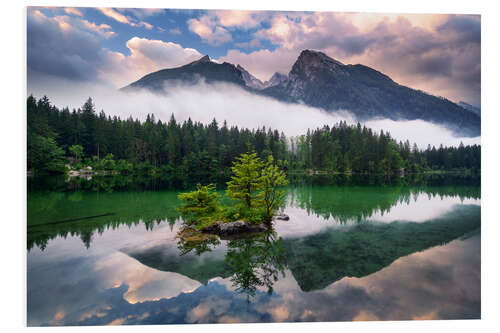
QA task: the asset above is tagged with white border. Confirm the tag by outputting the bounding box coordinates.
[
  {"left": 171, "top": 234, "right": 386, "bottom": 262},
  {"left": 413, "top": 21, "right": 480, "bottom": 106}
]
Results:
[{"left": 3, "top": 0, "right": 500, "bottom": 332}]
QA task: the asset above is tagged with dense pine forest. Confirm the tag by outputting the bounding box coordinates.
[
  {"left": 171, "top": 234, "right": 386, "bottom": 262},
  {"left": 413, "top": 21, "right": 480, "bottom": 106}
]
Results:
[{"left": 27, "top": 95, "right": 481, "bottom": 182}]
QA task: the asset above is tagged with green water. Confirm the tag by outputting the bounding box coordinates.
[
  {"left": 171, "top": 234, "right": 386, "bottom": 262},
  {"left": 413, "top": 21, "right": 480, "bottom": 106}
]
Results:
[{"left": 27, "top": 174, "right": 481, "bottom": 325}]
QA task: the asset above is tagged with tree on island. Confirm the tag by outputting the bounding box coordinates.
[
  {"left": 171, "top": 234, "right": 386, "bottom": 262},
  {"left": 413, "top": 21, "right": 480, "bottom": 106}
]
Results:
[
  {"left": 226, "top": 151, "right": 263, "bottom": 208},
  {"left": 177, "top": 184, "right": 221, "bottom": 227},
  {"left": 257, "top": 156, "right": 288, "bottom": 221},
  {"left": 177, "top": 151, "right": 289, "bottom": 229}
]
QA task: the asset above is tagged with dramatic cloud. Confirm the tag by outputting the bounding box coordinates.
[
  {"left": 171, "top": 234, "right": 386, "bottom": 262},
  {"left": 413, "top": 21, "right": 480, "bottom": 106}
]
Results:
[
  {"left": 27, "top": 9, "right": 113, "bottom": 81},
  {"left": 221, "top": 12, "right": 481, "bottom": 105},
  {"left": 28, "top": 8, "right": 203, "bottom": 87},
  {"left": 27, "top": 8, "right": 481, "bottom": 107},
  {"left": 101, "top": 37, "right": 203, "bottom": 86}
]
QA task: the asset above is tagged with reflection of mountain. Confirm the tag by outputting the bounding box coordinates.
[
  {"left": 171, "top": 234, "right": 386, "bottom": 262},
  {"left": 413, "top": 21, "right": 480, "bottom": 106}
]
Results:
[
  {"left": 283, "top": 205, "right": 480, "bottom": 291},
  {"left": 125, "top": 205, "right": 479, "bottom": 293},
  {"left": 125, "top": 243, "right": 231, "bottom": 285},
  {"left": 126, "top": 231, "right": 286, "bottom": 297}
]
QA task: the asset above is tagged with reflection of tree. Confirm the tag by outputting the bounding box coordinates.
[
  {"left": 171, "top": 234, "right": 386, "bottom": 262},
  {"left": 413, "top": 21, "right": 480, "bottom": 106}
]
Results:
[
  {"left": 176, "top": 227, "right": 221, "bottom": 256},
  {"left": 225, "top": 231, "right": 286, "bottom": 297}
]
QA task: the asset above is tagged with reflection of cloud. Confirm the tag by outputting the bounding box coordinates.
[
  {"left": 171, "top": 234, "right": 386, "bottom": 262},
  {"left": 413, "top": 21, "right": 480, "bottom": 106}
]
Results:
[
  {"left": 28, "top": 221, "right": 480, "bottom": 326},
  {"left": 368, "top": 194, "right": 481, "bottom": 223}
]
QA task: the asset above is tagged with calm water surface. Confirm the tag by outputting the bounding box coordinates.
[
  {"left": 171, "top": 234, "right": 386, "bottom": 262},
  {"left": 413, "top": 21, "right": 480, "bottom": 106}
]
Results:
[{"left": 27, "top": 175, "right": 481, "bottom": 325}]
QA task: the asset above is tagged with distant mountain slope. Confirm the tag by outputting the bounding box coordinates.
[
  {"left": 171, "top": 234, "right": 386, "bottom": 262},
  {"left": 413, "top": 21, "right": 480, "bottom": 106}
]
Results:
[
  {"left": 261, "top": 50, "right": 480, "bottom": 136},
  {"left": 458, "top": 101, "right": 481, "bottom": 117},
  {"left": 121, "top": 55, "right": 247, "bottom": 92}
]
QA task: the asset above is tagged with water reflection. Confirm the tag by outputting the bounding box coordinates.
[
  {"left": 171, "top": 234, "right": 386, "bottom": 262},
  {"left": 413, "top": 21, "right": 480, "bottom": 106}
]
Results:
[
  {"left": 27, "top": 177, "right": 480, "bottom": 251},
  {"left": 224, "top": 232, "right": 285, "bottom": 297},
  {"left": 282, "top": 205, "right": 480, "bottom": 291},
  {"left": 27, "top": 230, "right": 480, "bottom": 325},
  {"left": 27, "top": 174, "right": 481, "bottom": 326}
]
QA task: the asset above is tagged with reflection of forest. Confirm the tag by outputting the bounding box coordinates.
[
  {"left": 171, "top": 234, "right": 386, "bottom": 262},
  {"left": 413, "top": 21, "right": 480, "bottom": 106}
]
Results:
[
  {"left": 126, "top": 205, "right": 479, "bottom": 295},
  {"left": 288, "top": 184, "right": 480, "bottom": 223},
  {"left": 27, "top": 173, "right": 480, "bottom": 251},
  {"left": 27, "top": 190, "right": 181, "bottom": 250}
]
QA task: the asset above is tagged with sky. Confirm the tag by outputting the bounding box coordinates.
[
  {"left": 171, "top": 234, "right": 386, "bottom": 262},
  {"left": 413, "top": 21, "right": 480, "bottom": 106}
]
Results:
[{"left": 27, "top": 7, "right": 481, "bottom": 106}]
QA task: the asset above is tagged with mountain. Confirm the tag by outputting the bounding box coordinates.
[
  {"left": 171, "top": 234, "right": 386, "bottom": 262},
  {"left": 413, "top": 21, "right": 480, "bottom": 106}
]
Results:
[
  {"left": 237, "top": 65, "right": 287, "bottom": 90},
  {"left": 121, "top": 55, "right": 247, "bottom": 92},
  {"left": 123, "top": 55, "right": 288, "bottom": 93},
  {"left": 236, "top": 64, "right": 266, "bottom": 90},
  {"left": 261, "top": 50, "right": 480, "bottom": 136},
  {"left": 122, "top": 51, "right": 480, "bottom": 137},
  {"left": 263, "top": 72, "right": 288, "bottom": 88},
  {"left": 458, "top": 101, "right": 481, "bottom": 117}
]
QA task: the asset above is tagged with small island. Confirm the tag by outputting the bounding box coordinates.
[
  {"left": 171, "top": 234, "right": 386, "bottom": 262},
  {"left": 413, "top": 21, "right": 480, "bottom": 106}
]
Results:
[{"left": 176, "top": 151, "right": 289, "bottom": 240}]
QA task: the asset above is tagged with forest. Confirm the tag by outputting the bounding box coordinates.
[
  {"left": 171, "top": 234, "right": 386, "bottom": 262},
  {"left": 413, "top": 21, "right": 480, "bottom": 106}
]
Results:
[{"left": 27, "top": 95, "right": 481, "bottom": 181}]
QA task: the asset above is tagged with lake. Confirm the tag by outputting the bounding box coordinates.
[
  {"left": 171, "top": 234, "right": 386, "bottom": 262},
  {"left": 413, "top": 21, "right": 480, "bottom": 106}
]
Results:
[{"left": 27, "top": 174, "right": 481, "bottom": 325}]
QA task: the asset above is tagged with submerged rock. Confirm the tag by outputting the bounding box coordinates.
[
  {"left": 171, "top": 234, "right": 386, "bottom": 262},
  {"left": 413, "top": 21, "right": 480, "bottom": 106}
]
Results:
[{"left": 201, "top": 221, "right": 268, "bottom": 236}]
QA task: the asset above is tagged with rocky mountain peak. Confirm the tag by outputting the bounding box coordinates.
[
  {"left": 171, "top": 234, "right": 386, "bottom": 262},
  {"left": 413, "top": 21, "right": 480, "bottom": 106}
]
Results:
[
  {"left": 265, "top": 72, "right": 288, "bottom": 87},
  {"left": 297, "top": 49, "right": 343, "bottom": 68},
  {"left": 198, "top": 55, "right": 211, "bottom": 62},
  {"left": 236, "top": 64, "right": 266, "bottom": 90},
  {"left": 188, "top": 55, "right": 211, "bottom": 66}
]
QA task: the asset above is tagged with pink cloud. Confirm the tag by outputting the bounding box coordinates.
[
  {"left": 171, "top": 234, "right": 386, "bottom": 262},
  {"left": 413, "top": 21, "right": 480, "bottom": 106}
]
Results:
[
  {"left": 97, "top": 7, "right": 154, "bottom": 30},
  {"left": 187, "top": 15, "right": 232, "bottom": 46},
  {"left": 64, "top": 7, "right": 83, "bottom": 17}
]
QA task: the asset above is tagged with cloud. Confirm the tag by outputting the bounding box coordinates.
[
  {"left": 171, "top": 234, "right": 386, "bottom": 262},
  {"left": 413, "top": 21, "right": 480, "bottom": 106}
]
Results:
[
  {"left": 27, "top": 8, "right": 113, "bottom": 81},
  {"left": 126, "top": 37, "right": 201, "bottom": 65},
  {"left": 27, "top": 9, "right": 481, "bottom": 106},
  {"left": 117, "top": 8, "right": 165, "bottom": 19},
  {"left": 100, "top": 37, "right": 202, "bottom": 86},
  {"left": 28, "top": 8, "right": 203, "bottom": 88},
  {"left": 218, "top": 48, "right": 298, "bottom": 81},
  {"left": 64, "top": 7, "right": 83, "bottom": 16},
  {"left": 169, "top": 28, "right": 181, "bottom": 35},
  {"left": 27, "top": 79, "right": 480, "bottom": 149},
  {"left": 213, "top": 10, "right": 267, "bottom": 30},
  {"left": 97, "top": 7, "right": 154, "bottom": 29},
  {"left": 220, "top": 12, "right": 480, "bottom": 105},
  {"left": 187, "top": 15, "right": 232, "bottom": 46}
]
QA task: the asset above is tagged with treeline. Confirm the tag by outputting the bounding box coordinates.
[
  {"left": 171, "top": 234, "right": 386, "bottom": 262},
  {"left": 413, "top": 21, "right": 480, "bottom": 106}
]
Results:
[
  {"left": 289, "top": 123, "right": 481, "bottom": 173},
  {"left": 27, "top": 95, "right": 480, "bottom": 178},
  {"left": 27, "top": 95, "right": 288, "bottom": 184}
]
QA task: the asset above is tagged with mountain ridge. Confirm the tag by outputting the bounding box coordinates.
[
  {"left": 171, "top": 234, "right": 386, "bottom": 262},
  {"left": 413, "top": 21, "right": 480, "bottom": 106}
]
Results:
[{"left": 122, "top": 50, "right": 480, "bottom": 137}]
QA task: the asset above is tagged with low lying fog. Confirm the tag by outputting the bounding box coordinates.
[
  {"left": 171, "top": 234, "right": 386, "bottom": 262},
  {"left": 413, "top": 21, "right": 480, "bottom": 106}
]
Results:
[{"left": 28, "top": 79, "right": 480, "bottom": 149}]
